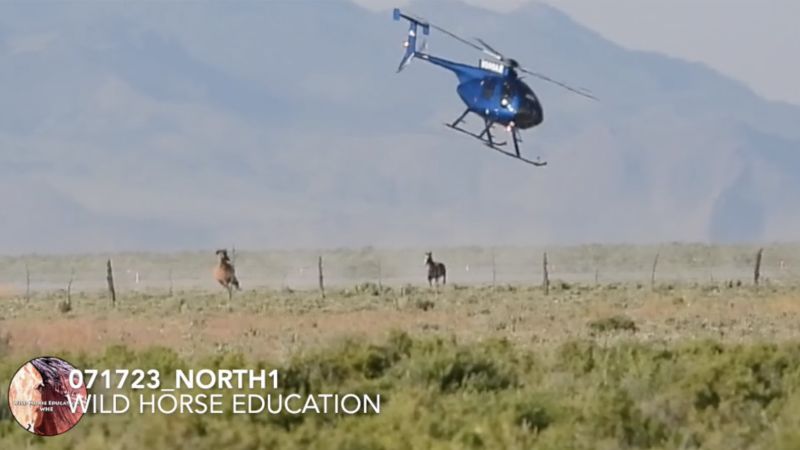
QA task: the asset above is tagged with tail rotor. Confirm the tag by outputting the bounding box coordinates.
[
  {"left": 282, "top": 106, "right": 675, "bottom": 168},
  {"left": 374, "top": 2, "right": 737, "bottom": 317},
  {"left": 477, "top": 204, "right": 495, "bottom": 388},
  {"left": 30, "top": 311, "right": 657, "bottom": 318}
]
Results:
[{"left": 394, "top": 8, "right": 429, "bottom": 72}]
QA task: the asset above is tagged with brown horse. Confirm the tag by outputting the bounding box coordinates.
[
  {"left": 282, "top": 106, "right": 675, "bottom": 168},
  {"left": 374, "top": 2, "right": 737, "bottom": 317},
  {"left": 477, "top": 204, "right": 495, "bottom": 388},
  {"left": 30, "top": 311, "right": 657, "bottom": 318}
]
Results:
[
  {"left": 425, "top": 252, "right": 446, "bottom": 287},
  {"left": 214, "top": 249, "right": 240, "bottom": 300}
]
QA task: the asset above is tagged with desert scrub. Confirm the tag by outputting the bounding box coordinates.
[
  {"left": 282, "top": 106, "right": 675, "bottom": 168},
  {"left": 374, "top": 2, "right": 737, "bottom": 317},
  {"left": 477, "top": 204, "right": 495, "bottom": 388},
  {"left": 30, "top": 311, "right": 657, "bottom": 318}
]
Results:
[
  {"left": 405, "top": 337, "right": 524, "bottom": 392},
  {"left": 589, "top": 315, "right": 638, "bottom": 333},
  {"left": 414, "top": 298, "right": 435, "bottom": 311},
  {"left": 4, "top": 336, "right": 800, "bottom": 449},
  {"left": 353, "top": 282, "right": 391, "bottom": 296}
]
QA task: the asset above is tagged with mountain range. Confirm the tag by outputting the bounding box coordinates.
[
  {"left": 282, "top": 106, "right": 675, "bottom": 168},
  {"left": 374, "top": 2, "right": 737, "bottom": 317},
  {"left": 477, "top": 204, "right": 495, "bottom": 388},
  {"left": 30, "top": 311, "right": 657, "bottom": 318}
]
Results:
[{"left": 1, "top": 0, "right": 798, "bottom": 253}]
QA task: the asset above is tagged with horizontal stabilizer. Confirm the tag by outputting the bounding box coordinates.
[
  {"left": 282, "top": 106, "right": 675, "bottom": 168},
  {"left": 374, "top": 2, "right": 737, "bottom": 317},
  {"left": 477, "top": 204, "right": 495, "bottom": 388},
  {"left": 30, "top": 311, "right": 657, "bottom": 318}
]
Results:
[{"left": 393, "top": 8, "right": 430, "bottom": 35}]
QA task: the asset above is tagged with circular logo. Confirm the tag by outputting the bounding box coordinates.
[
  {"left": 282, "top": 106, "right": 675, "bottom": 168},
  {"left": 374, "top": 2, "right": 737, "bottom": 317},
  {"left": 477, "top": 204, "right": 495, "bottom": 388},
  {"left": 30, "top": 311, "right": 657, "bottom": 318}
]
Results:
[{"left": 7, "top": 357, "right": 87, "bottom": 436}]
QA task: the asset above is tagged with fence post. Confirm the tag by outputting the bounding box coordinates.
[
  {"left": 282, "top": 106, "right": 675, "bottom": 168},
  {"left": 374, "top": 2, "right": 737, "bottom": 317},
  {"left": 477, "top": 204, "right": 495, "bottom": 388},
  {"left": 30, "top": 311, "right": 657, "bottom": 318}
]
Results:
[
  {"left": 651, "top": 252, "right": 659, "bottom": 290},
  {"left": 67, "top": 268, "right": 74, "bottom": 307},
  {"left": 318, "top": 256, "right": 325, "bottom": 299},
  {"left": 168, "top": 268, "right": 174, "bottom": 297},
  {"left": 377, "top": 259, "right": 383, "bottom": 290},
  {"left": 754, "top": 248, "right": 763, "bottom": 286},
  {"left": 543, "top": 252, "right": 550, "bottom": 296},
  {"left": 491, "top": 249, "right": 497, "bottom": 288},
  {"left": 25, "top": 263, "right": 31, "bottom": 301},
  {"left": 107, "top": 259, "right": 117, "bottom": 307}
]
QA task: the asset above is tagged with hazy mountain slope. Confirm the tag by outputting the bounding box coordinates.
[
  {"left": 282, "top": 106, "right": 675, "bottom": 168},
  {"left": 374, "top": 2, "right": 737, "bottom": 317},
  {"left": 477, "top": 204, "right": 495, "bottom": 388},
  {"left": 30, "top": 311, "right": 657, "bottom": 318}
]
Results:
[{"left": 0, "top": 0, "right": 798, "bottom": 253}]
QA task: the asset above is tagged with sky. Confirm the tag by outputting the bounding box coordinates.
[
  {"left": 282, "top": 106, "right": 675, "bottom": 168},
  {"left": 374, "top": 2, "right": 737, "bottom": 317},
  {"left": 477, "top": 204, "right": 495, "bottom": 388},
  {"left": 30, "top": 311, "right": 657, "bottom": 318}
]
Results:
[
  {"left": 356, "top": 0, "right": 800, "bottom": 105},
  {"left": 1, "top": 0, "right": 799, "bottom": 253}
]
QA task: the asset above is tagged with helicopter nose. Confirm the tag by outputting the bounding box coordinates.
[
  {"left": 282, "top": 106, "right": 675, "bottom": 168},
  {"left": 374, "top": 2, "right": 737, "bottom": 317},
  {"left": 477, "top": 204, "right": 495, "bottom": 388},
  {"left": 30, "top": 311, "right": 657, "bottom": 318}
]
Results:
[
  {"left": 530, "top": 103, "right": 543, "bottom": 126},
  {"left": 514, "top": 100, "right": 543, "bottom": 129}
]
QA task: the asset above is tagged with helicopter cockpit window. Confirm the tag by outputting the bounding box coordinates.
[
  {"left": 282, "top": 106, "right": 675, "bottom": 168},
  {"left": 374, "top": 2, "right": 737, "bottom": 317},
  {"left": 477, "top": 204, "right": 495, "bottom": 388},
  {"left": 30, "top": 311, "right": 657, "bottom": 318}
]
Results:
[
  {"left": 481, "top": 79, "right": 497, "bottom": 99},
  {"left": 520, "top": 84, "right": 538, "bottom": 103}
]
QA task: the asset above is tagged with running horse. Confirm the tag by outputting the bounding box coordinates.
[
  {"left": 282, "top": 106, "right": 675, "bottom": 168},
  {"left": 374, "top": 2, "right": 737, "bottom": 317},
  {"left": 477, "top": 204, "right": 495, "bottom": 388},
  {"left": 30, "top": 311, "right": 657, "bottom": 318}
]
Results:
[
  {"left": 214, "top": 249, "right": 241, "bottom": 300},
  {"left": 425, "top": 252, "right": 447, "bottom": 287}
]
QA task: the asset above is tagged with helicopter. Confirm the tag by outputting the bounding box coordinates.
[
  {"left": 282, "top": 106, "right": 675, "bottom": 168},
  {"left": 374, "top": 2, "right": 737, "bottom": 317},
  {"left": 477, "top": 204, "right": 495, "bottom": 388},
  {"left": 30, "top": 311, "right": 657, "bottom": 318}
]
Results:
[{"left": 392, "top": 8, "right": 596, "bottom": 167}]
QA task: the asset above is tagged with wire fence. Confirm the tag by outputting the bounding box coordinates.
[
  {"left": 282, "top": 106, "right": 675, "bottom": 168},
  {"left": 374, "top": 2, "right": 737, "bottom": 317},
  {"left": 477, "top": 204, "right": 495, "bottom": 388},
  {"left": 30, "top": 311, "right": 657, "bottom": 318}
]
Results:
[{"left": 1, "top": 244, "right": 798, "bottom": 296}]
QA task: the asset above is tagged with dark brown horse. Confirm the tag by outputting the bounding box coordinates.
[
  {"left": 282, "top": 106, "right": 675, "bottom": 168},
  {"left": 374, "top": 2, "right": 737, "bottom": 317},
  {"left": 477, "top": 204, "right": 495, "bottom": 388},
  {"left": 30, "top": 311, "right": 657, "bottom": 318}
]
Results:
[
  {"left": 425, "top": 252, "right": 446, "bottom": 287},
  {"left": 214, "top": 249, "right": 240, "bottom": 300}
]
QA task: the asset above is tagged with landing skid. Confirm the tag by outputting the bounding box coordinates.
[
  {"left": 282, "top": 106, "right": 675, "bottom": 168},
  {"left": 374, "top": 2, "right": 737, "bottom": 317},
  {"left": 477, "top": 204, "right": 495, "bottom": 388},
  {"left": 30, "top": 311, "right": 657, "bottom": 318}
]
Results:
[
  {"left": 444, "top": 120, "right": 547, "bottom": 167},
  {"left": 485, "top": 142, "right": 547, "bottom": 167},
  {"left": 445, "top": 123, "right": 507, "bottom": 147}
]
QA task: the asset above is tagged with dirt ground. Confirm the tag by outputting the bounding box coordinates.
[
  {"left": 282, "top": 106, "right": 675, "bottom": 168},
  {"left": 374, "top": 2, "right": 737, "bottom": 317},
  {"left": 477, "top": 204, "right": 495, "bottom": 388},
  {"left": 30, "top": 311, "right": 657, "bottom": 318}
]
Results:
[{"left": 2, "top": 282, "right": 799, "bottom": 362}]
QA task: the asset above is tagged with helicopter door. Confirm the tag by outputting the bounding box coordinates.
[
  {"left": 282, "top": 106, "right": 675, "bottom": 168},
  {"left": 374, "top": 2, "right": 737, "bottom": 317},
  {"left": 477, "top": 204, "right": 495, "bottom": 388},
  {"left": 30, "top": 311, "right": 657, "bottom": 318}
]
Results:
[{"left": 481, "top": 79, "right": 497, "bottom": 100}]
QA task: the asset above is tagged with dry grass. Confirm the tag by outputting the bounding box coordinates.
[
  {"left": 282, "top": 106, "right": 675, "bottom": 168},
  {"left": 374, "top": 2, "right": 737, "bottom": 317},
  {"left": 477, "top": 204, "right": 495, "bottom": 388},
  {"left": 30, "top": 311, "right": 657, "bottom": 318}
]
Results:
[
  {"left": 1, "top": 276, "right": 800, "bottom": 449},
  {"left": 1, "top": 282, "right": 798, "bottom": 362}
]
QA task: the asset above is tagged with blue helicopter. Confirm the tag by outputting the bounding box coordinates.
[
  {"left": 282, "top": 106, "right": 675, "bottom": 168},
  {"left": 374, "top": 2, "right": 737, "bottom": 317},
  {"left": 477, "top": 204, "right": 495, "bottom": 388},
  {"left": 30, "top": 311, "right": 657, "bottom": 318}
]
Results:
[{"left": 393, "top": 8, "right": 596, "bottom": 167}]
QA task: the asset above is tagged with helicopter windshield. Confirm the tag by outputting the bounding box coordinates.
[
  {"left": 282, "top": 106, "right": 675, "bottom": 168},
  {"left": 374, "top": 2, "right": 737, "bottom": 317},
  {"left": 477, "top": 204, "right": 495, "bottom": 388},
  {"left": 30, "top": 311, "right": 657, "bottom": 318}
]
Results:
[
  {"left": 519, "top": 84, "right": 539, "bottom": 103},
  {"left": 514, "top": 83, "right": 543, "bottom": 128}
]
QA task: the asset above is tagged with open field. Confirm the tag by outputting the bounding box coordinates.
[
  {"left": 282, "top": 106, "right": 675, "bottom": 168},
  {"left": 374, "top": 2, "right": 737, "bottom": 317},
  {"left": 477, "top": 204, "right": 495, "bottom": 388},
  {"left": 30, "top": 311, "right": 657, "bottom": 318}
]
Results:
[
  {"left": 1, "top": 244, "right": 799, "bottom": 293},
  {"left": 1, "top": 283, "right": 800, "bottom": 361},
  {"left": 1, "top": 245, "right": 800, "bottom": 449},
  {"left": 1, "top": 282, "right": 800, "bottom": 449}
]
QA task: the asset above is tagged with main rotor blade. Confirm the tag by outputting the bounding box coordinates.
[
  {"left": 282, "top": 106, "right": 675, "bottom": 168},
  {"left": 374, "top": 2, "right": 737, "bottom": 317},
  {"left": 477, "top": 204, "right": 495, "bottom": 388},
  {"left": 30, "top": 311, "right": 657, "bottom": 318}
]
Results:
[
  {"left": 426, "top": 22, "right": 486, "bottom": 53},
  {"left": 474, "top": 37, "right": 505, "bottom": 61},
  {"left": 402, "top": 11, "right": 489, "bottom": 55},
  {"left": 519, "top": 67, "right": 598, "bottom": 100},
  {"left": 405, "top": 12, "right": 596, "bottom": 101},
  {"left": 406, "top": 14, "right": 521, "bottom": 72}
]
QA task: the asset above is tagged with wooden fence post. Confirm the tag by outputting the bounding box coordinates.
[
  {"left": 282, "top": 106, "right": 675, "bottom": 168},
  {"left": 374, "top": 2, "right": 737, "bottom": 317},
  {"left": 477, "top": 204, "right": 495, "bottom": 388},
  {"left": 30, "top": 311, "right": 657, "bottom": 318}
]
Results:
[
  {"left": 168, "top": 268, "right": 174, "bottom": 297},
  {"left": 491, "top": 249, "right": 497, "bottom": 288},
  {"left": 754, "top": 248, "right": 763, "bottom": 286},
  {"left": 67, "top": 268, "right": 74, "bottom": 307},
  {"left": 57, "top": 269, "right": 75, "bottom": 313},
  {"left": 107, "top": 259, "right": 117, "bottom": 307},
  {"left": 25, "top": 263, "right": 31, "bottom": 301},
  {"left": 543, "top": 252, "right": 550, "bottom": 296},
  {"left": 651, "top": 252, "right": 659, "bottom": 290},
  {"left": 318, "top": 256, "right": 325, "bottom": 299},
  {"left": 377, "top": 259, "right": 383, "bottom": 290}
]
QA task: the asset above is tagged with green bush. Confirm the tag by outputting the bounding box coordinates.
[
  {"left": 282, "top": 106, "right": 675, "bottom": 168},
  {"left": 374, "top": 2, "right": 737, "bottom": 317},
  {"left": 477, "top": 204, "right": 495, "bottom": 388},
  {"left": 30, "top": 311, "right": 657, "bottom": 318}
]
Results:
[
  {"left": 5, "top": 336, "right": 800, "bottom": 449},
  {"left": 589, "top": 315, "right": 638, "bottom": 333}
]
